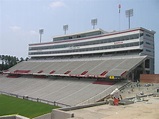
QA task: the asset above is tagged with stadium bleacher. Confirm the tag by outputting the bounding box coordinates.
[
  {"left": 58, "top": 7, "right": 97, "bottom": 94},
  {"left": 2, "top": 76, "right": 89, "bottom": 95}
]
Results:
[
  {"left": 0, "top": 76, "right": 126, "bottom": 106},
  {"left": 6, "top": 55, "right": 147, "bottom": 79},
  {"left": 0, "top": 27, "right": 155, "bottom": 112},
  {"left": 0, "top": 55, "right": 147, "bottom": 106}
]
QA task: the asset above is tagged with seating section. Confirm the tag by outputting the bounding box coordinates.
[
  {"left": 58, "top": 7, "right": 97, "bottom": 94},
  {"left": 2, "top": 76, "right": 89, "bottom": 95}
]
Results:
[
  {"left": 50, "top": 70, "right": 55, "bottom": 74},
  {"left": 0, "top": 77, "right": 126, "bottom": 106},
  {"left": 99, "top": 71, "right": 108, "bottom": 77},
  {"left": 6, "top": 56, "right": 147, "bottom": 78},
  {"left": 0, "top": 55, "right": 146, "bottom": 106}
]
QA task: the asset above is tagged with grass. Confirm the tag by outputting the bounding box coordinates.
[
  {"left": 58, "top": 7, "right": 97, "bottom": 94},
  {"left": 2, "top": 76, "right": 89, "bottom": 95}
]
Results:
[{"left": 0, "top": 94, "right": 59, "bottom": 118}]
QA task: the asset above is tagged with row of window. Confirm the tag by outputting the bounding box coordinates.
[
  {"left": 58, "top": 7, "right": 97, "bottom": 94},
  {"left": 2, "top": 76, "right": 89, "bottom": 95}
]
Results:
[
  {"left": 29, "top": 33, "right": 143, "bottom": 51},
  {"left": 29, "top": 42, "right": 141, "bottom": 55},
  {"left": 145, "top": 34, "right": 151, "bottom": 37},
  {"left": 53, "top": 31, "right": 102, "bottom": 42},
  {"left": 146, "top": 49, "right": 151, "bottom": 52},
  {"left": 146, "top": 42, "right": 151, "bottom": 45}
]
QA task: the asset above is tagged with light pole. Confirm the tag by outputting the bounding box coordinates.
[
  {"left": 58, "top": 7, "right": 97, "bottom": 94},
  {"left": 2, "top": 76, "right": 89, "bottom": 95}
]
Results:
[
  {"left": 39, "top": 29, "right": 44, "bottom": 43},
  {"left": 63, "top": 25, "right": 68, "bottom": 35},
  {"left": 91, "top": 19, "right": 97, "bottom": 29},
  {"left": 125, "top": 9, "right": 133, "bottom": 29}
]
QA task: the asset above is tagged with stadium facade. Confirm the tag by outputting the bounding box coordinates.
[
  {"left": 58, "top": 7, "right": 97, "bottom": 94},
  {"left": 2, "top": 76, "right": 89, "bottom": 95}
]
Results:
[
  {"left": 0, "top": 27, "right": 156, "bottom": 110},
  {"left": 4, "top": 27, "right": 155, "bottom": 81},
  {"left": 27, "top": 27, "right": 155, "bottom": 81}
]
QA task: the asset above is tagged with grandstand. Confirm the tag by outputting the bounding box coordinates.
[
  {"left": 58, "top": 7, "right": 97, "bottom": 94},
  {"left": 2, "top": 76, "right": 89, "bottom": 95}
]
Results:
[
  {"left": 6, "top": 55, "right": 146, "bottom": 80},
  {"left": 1, "top": 27, "right": 155, "bottom": 107},
  {"left": 0, "top": 76, "right": 127, "bottom": 106},
  {"left": 5, "top": 27, "right": 155, "bottom": 80}
]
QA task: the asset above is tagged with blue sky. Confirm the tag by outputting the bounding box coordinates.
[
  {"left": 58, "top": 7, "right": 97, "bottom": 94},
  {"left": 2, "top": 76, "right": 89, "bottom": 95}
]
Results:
[{"left": 0, "top": 0, "right": 159, "bottom": 73}]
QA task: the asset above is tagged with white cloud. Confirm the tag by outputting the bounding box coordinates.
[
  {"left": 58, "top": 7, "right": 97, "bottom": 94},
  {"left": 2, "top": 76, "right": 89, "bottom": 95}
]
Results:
[
  {"left": 9, "top": 26, "right": 21, "bottom": 32},
  {"left": 49, "top": 1, "right": 65, "bottom": 9}
]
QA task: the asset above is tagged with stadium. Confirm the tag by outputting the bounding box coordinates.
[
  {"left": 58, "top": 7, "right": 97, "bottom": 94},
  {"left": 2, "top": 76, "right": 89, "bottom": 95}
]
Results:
[{"left": 0, "top": 27, "right": 156, "bottom": 118}]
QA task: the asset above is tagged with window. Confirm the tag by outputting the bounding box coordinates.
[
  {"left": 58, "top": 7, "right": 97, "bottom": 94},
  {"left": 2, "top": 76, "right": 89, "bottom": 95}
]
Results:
[
  {"left": 77, "top": 35, "right": 81, "bottom": 38},
  {"left": 146, "top": 49, "right": 151, "bottom": 52},
  {"left": 140, "top": 33, "right": 144, "bottom": 36},
  {"left": 145, "top": 59, "right": 150, "bottom": 68},
  {"left": 146, "top": 34, "right": 151, "bottom": 37},
  {"left": 69, "top": 36, "right": 72, "bottom": 39},
  {"left": 146, "top": 42, "right": 151, "bottom": 45}
]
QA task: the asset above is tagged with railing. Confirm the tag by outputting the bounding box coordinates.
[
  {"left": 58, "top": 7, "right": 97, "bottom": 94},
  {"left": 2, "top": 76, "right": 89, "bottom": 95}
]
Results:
[{"left": 0, "top": 91, "right": 71, "bottom": 108}]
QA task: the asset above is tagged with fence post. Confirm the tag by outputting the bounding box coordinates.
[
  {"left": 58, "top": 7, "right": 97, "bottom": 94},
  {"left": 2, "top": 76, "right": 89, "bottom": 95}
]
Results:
[{"left": 53, "top": 101, "right": 56, "bottom": 106}]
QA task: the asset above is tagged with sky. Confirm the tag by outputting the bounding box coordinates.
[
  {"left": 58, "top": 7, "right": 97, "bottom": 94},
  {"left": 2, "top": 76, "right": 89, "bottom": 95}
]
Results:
[{"left": 0, "top": 0, "right": 159, "bottom": 73}]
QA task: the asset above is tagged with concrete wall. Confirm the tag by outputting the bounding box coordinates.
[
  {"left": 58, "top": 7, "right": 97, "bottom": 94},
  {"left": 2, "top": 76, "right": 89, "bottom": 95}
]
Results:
[
  {"left": 51, "top": 109, "right": 74, "bottom": 119},
  {"left": 33, "top": 113, "right": 51, "bottom": 119},
  {"left": 0, "top": 117, "right": 16, "bottom": 119},
  {"left": 140, "top": 74, "right": 159, "bottom": 83},
  {"left": 0, "top": 115, "right": 29, "bottom": 119},
  {"left": 51, "top": 101, "right": 108, "bottom": 119}
]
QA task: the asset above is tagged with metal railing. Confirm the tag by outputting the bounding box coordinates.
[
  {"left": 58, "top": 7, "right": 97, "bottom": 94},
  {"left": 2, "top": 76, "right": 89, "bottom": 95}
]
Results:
[{"left": 0, "top": 91, "right": 71, "bottom": 107}]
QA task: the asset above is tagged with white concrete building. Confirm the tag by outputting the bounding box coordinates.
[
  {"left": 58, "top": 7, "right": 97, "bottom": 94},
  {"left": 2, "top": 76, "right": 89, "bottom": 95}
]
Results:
[{"left": 28, "top": 27, "right": 155, "bottom": 75}]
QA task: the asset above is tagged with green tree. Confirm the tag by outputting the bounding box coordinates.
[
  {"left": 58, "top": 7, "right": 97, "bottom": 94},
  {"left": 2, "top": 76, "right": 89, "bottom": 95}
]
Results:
[{"left": 0, "top": 55, "right": 23, "bottom": 71}]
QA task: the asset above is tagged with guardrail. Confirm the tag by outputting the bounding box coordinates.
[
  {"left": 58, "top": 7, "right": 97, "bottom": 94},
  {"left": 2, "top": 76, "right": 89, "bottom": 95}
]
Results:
[{"left": 0, "top": 91, "right": 71, "bottom": 108}]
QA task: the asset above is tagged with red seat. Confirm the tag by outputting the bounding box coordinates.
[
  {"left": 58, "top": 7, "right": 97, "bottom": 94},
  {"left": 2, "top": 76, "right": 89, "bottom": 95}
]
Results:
[
  {"left": 64, "top": 71, "right": 71, "bottom": 74},
  {"left": 14, "top": 70, "right": 30, "bottom": 74},
  {"left": 50, "top": 70, "right": 55, "bottom": 74},
  {"left": 121, "top": 71, "right": 127, "bottom": 76},
  {"left": 37, "top": 70, "right": 43, "bottom": 73},
  {"left": 81, "top": 71, "right": 88, "bottom": 75},
  {"left": 99, "top": 71, "right": 108, "bottom": 77}
]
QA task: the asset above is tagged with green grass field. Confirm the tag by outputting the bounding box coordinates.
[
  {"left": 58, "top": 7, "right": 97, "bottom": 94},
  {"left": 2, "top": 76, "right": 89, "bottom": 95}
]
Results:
[{"left": 0, "top": 94, "right": 59, "bottom": 118}]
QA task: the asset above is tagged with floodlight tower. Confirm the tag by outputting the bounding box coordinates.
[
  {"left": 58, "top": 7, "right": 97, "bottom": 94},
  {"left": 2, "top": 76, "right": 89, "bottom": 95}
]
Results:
[
  {"left": 125, "top": 9, "right": 133, "bottom": 29},
  {"left": 91, "top": 19, "right": 97, "bottom": 29},
  {"left": 39, "top": 29, "right": 44, "bottom": 43},
  {"left": 63, "top": 25, "right": 68, "bottom": 34}
]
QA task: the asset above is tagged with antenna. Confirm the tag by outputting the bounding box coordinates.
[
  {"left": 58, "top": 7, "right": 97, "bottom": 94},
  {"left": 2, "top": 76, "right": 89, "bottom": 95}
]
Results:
[
  {"left": 118, "top": 4, "right": 121, "bottom": 31},
  {"left": 63, "top": 25, "right": 68, "bottom": 34},
  {"left": 39, "top": 29, "right": 44, "bottom": 43},
  {"left": 91, "top": 19, "right": 97, "bottom": 29},
  {"left": 125, "top": 9, "right": 133, "bottom": 29}
]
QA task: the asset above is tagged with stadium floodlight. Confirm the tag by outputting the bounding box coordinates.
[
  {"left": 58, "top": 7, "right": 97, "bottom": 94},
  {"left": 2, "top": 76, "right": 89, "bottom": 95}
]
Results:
[
  {"left": 63, "top": 25, "right": 68, "bottom": 34},
  {"left": 125, "top": 9, "right": 133, "bottom": 29},
  {"left": 91, "top": 18, "right": 97, "bottom": 29},
  {"left": 39, "top": 29, "right": 44, "bottom": 43}
]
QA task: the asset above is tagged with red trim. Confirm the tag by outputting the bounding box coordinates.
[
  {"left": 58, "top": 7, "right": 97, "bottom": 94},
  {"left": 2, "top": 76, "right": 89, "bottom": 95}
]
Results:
[
  {"left": 81, "top": 71, "right": 88, "bottom": 75},
  {"left": 29, "top": 29, "right": 144, "bottom": 46},
  {"left": 37, "top": 70, "right": 43, "bottom": 73},
  {"left": 14, "top": 70, "right": 30, "bottom": 74},
  {"left": 64, "top": 71, "right": 71, "bottom": 74},
  {"left": 100, "top": 71, "right": 108, "bottom": 77},
  {"left": 49, "top": 70, "right": 55, "bottom": 74},
  {"left": 121, "top": 71, "right": 127, "bottom": 76}
]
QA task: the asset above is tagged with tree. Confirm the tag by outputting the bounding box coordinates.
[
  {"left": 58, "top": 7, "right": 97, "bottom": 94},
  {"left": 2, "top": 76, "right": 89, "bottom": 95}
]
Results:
[
  {"left": 20, "top": 57, "right": 24, "bottom": 62},
  {"left": 25, "top": 57, "right": 29, "bottom": 61},
  {"left": 0, "top": 55, "right": 23, "bottom": 71}
]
